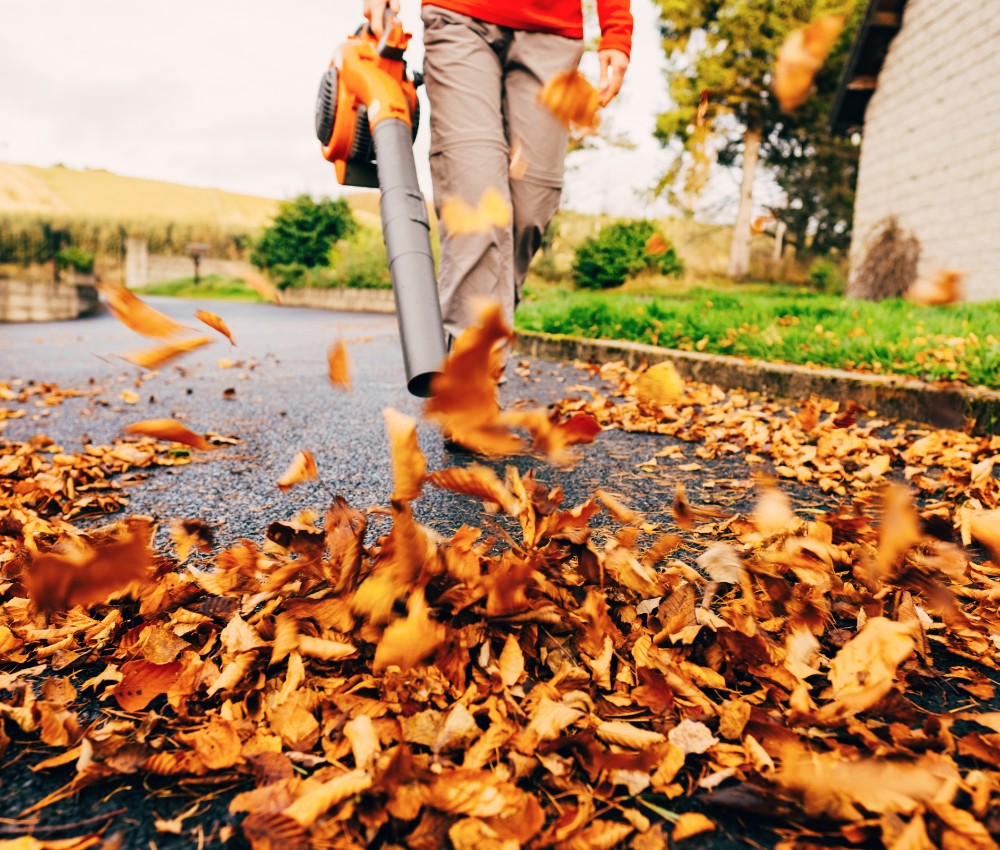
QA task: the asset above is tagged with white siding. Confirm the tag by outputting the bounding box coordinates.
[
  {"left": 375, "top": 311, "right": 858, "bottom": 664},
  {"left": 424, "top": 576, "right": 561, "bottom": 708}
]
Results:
[{"left": 849, "top": 0, "right": 1000, "bottom": 301}]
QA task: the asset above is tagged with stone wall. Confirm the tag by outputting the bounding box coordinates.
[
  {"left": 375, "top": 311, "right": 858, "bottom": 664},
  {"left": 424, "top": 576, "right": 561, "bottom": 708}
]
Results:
[
  {"left": 0, "top": 280, "right": 99, "bottom": 322},
  {"left": 849, "top": 0, "right": 1000, "bottom": 301},
  {"left": 125, "top": 237, "right": 254, "bottom": 289},
  {"left": 277, "top": 287, "right": 395, "bottom": 314}
]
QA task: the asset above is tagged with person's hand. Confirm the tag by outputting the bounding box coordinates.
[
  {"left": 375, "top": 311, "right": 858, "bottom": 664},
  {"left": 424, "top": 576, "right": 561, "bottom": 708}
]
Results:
[
  {"left": 598, "top": 49, "right": 629, "bottom": 107},
  {"left": 364, "top": 0, "right": 400, "bottom": 39}
]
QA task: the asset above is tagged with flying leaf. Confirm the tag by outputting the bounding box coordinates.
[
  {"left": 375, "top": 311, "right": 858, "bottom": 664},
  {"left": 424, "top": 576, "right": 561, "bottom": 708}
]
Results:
[
  {"left": 383, "top": 408, "right": 425, "bottom": 502},
  {"left": 277, "top": 450, "right": 318, "bottom": 493},
  {"left": 328, "top": 339, "right": 351, "bottom": 390},
  {"left": 695, "top": 88, "right": 710, "bottom": 128},
  {"left": 816, "top": 617, "right": 916, "bottom": 721},
  {"left": 124, "top": 418, "right": 212, "bottom": 450},
  {"left": 243, "top": 267, "right": 281, "bottom": 303},
  {"left": 429, "top": 465, "right": 519, "bottom": 514},
  {"left": 537, "top": 70, "right": 599, "bottom": 132},
  {"left": 907, "top": 269, "right": 965, "bottom": 306},
  {"left": 971, "top": 509, "right": 1000, "bottom": 561},
  {"left": 195, "top": 309, "right": 236, "bottom": 344},
  {"left": 773, "top": 15, "right": 845, "bottom": 111},
  {"left": 124, "top": 335, "right": 213, "bottom": 370},
  {"left": 25, "top": 529, "right": 152, "bottom": 612},
  {"left": 373, "top": 590, "right": 445, "bottom": 672},
  {"left": 635, "top": 361, "right": 684, "bottom": 406},
  {"left": 509, "top": 139, "right": 529, "bottom": 180},
  {"left": 99, "top": 283, "right": 186, "bottom": 338},
  {"left": 440, "top": 187, "right": 512, "bottom": 237}
]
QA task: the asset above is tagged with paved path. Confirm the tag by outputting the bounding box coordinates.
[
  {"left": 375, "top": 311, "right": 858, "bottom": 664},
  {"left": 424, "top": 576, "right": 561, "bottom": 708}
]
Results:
[{"left": 1, "top": 297, "right": 720, "bottom": 544}]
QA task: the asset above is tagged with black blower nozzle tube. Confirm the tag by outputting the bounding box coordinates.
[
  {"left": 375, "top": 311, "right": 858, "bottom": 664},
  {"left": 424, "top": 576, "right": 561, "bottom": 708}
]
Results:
[{"left": 371, "top": 118, "right": 447, "bottom": 397}]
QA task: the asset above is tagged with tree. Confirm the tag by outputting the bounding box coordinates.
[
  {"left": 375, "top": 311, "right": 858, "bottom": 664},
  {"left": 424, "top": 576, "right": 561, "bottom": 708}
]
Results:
[
  {"left": 251, "top": 195, "right": 357, "bottom": 270},
  {"left": 653, "top": 0, "right": 858, "bottom": 276}
]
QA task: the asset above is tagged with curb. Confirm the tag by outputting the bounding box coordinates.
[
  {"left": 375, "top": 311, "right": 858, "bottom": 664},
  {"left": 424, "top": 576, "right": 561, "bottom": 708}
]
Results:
[
  {"left": 513, "top": 330, "right": 1000, "bottom": 435},
  {"left": 277, "top": 287, "right": 395, "bottom": 314}
]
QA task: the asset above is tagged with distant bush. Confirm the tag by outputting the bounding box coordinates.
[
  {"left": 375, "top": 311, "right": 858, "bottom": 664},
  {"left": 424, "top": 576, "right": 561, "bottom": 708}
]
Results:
[
  {"left": 251, "top": 195, "right": 356, "bottom": 271},
  {"left": 270, "top": 226, "right": 391, "bottom": 290},
  {"left": 850, "top": 216, "right": 920, "bottom": 301},
  {"left": 56, "top": 246, "right": 95, "bottom": 274},
  {"left": 572, "top": 220, "right": 684, "bottom": 289},
  {"left": 808, "top": 258, "right": 844, "bottom": 294}
]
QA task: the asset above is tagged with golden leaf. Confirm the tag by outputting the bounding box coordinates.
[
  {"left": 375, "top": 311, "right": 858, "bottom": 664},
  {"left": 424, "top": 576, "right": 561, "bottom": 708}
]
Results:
[
  {"left": 182, "top": 716, "right": 242, "bottom": 770},
  {"left": 671, "top": 812, "right": 715, "bottom": 843},
  {"left": 284, "top": 768, "right": 373, "bottom": 827},
  {"left": 773, "top": 15, "right": 845, "bottom": 111},
  {"left": 970, "top": 509, "right": 1000, "bottom": 561},
  {"left": 373, "top": 590, "right": 445, "bottom": 672},
  {"left": 634, "top": 361, "right": 684, "bottom": 406},
  {"left": 277, "top": 449, "right": 318, "bottom": 493},
  {"left": 99, "top": 283, "right": 186, "bottom": 338},
  {"left": 440, "top": 187, "right": 512, "bottom": 237},
  {"left": 595, "top": 720, "right": 665, "bottom": 749},
  {"left": 124, "top": 335, "right": 214, "bottom": 370},
  {"left": 595, "top": 489, "right": 643, "bottom": 525},
  {"left": 498, "top": 634, "right": 524, "bottom": 687},
  {"left": 537, "top": 70, "right": 600, "bottom": 132},
  {"left": 220, "top": 613, "right": 267, "bottom": 654},
  {"left": 195, "top": 309, "right": 236, "bottom": 344},
  {"left": 124, "top": 417, "right": 212, "bottom": 450},
  {"left": 383, "top": 408, "right": 425, "bottom": 502},
  {"left": 328, "top": 339, "right": 351, "bottom": 390},
  {"left": 169, "top": 518, "right": 214, "bottom": 563},
  {"left": 816, "top": 617, "right": 916, "bottom": 722},
  {"left": 429, "top": 465, "right": 519, "bottom": 514},
  {"left": 343, "top": 714, "right": 380, "bottom": 771}
]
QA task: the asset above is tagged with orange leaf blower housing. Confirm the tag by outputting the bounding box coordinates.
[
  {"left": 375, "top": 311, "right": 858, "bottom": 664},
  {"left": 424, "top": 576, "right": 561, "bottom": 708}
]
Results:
[
  {"left": 315, "top": 20, "right": 419, "bottom": 188},
  {"left": 315, "top": 15, "right": 446, "bottom": 397}
]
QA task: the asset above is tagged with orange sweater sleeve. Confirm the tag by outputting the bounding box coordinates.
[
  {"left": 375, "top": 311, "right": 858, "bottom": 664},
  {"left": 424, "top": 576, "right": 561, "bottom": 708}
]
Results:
[{"left": 596, "top": 0, "right": 633, "bottom": 57}]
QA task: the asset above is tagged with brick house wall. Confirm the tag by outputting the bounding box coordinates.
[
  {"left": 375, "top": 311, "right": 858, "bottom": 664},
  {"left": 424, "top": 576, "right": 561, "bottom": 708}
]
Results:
[{"left": 849, "top": 0, "right": 1000, "bottom": 302}]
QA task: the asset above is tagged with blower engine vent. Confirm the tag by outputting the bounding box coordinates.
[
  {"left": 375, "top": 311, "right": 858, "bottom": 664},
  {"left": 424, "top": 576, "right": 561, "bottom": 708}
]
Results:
[{"left": 315, "top": 67, "right": 338, "bottom": 144}]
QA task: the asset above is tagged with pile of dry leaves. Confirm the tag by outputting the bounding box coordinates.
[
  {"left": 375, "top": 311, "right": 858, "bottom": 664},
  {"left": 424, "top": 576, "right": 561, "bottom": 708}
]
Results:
[{"left": 3, "top": 304, "right": 1000, "bottom": 850}]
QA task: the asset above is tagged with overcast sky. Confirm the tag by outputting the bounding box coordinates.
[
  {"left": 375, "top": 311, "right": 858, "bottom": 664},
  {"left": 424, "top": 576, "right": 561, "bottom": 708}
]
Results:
[{"left": 0, "top": 0, "right": 679, "bottom": 216}]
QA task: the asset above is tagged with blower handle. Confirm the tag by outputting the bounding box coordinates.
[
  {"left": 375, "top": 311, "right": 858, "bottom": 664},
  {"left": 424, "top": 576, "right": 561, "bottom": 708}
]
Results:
[
  {"left": 371, "top": 119, "right": 447, "bottom": 397},
  {"left": 371, "top": 7, "right": 405, "bottom": 60}
]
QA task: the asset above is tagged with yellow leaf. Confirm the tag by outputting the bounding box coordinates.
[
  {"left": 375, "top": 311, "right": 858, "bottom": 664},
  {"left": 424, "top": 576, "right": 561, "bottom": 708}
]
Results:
[
  {"left": 373, "top": 590, "right": 445, "bottom": 672},
  {"left": 383, "top": 408, "right": 425, "bottom": 502},
  {"left": 277, "top": 449, "right": 318, "bottom": 493},
  {"left": 124, "top": 335, "right": 214, "bottom": 370},
  {"left": 440, "top": 187, "right": 512, "bottom": 237},
  {"left": 328, "top": 339, "right": 351, "bottom": 390},
  {"left": 498, "top": 634, "right": 524, "bottom": 687},
  {"left": 537, "top": 70, "right": 600, "bottom": 132},
  {"left": 672, "top": 812, "right": 715, "bottom": 842},
  {"left": 634, "top": 361, "right": 684, "bottom": 406},
  {"left": 773, "top": 15, "right": 845, "bottom": 111},
  {"left": 195, "top": 309, "right": 236, "bottom": 345}
]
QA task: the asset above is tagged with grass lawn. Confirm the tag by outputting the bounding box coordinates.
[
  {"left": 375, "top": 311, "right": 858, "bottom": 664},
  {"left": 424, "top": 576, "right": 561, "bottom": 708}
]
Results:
[
  {"left": 135, "top": 275, "right": 265, "bottom": 302},
  {"left": 515, "top": 284, "right": 1000, "bottom": 390}
]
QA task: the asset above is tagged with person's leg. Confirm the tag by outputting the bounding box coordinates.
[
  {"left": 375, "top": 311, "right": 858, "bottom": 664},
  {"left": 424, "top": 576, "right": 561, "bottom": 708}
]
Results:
[
  {"left": 503, "top": 31, "right": 584, "bottom": 306},
  {"left": 421, "top": 7, "right": 514, "bottom": 341}
]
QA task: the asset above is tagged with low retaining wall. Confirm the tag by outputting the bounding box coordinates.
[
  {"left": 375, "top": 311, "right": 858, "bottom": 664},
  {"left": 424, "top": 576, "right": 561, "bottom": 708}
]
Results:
[
  {"left": 515, "top": 331, "right": 1000, "bottom": 435},
  {"left": 0, "top": 280, "right": 100, "bottom": 322},
  {"left": 277, "top": 287, "right": 395, "bottom": 313}
]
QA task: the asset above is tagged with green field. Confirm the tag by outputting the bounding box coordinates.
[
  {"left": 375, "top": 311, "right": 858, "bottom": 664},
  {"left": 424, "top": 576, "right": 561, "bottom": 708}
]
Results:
[
  {"left": 136, "top": 275, "right": 265, "bottom": 302},
  {"left": 515, "top": 286, "right": 1000, "bottom": 389}
]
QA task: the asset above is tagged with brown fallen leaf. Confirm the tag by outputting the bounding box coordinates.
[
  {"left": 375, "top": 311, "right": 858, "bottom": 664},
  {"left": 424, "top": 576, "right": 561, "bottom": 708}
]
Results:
[
  {"left": 429, "top": 465, "right": 519, "bottom": 515},
  {"left": 440, "top": 187, "right": 512, "bottom": 237},
  {"left": 195, "top": 309, "right": 236, "bottom": 345},
  {"left": 99, "top": 283, "right": 186, "bottom": 338},
  {"left": 124, "top": 335, "right": 214, "bottom": 370},
  {"left": 384, "top": 408, "right": 425, "bottom": 502},
  {"left": 498, "top": 634, "right": 525, "bottom": 687},
  {"left": 114, "top": 658, "right": 183, "bottom": 711},
  {"left": 328, "top": 340, "right": 351, "bottom": 390},
  {"left": 277, "top": 450, "right": 318, "bottom": 493},
  {"left": 773, "top": 15, "right": 845, "bottom": 111},
  {"left": 672, "top": 812, "right": 715, "bottom": 842},
  {"left": 537, "top": 69, "right": 600, "bottom": 132},
  {"left": 25, "top": 529, "right": 152, "bottom": 612},
  {"left": 124, "top": 418, "right": 212, "bottom": 450}
]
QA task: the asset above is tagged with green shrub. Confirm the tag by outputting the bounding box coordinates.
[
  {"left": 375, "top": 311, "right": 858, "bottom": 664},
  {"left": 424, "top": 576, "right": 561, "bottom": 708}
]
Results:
[
  {"left": 328, "top": 227, "right": 391, "bottom": 289},
  {"left": 251, "top": 195, "right": 357, "bottom": 271},
  {"left": 56, "top": 245, "right": 95, "bottom": 274},
  {"left": 808, "top": 258, "right": 844, "bottom": 294},
  {"left": 572, "top": 220, "right": 684, "bottom": 289}
]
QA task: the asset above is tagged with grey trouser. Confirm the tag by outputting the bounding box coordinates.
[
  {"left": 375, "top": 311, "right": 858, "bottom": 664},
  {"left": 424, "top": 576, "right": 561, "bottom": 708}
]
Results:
[{"left": 421, "top": 5, "right": 584, "bottom": 340}]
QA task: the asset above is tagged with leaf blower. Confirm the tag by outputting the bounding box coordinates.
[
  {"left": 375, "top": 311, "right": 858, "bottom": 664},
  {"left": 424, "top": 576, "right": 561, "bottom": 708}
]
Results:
[{"left": 314, "top": 12, "right": 446, "bottom": 397}]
